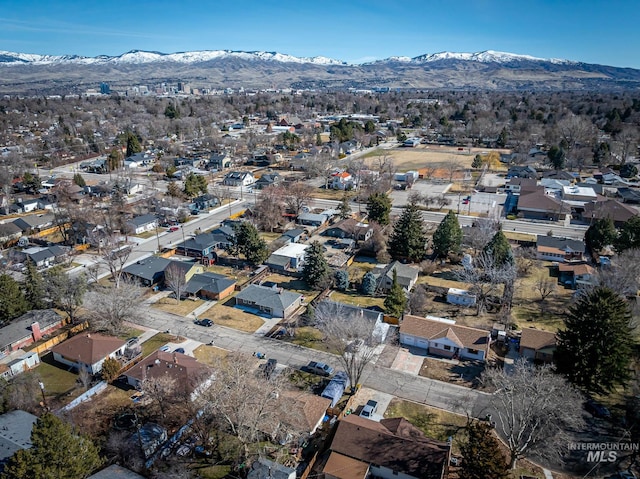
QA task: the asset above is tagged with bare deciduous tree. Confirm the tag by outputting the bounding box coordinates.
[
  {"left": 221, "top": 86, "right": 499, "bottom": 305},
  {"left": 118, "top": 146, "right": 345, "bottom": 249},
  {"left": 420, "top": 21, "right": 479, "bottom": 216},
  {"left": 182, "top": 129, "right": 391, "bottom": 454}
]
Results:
[
  {"left": 164, "top": 263, "right": 186, "bottom": 304},
  {"left": 140, "top": 375, "right": 179, "bottom": 420},
  {"left": 535, "top": 274, "right": 556, "bottom": 311},
  {"left": 314, "top": 301, "right": 387, "bottom": 388},
  {"left": 482, "top": 359, "right": 584, "bottom": 469},
  {"left": 86, "top": 279, "right": 142, "bottom": 335},
  {"left": 284, "top": 182, "right": 313, "bottom": 218},
  {"left": 252, "top": 185, "right": 285, "bottom": 232},
  {"left": 95, "top": 233, "right": 132, "bottom": 289},
  {"left": 454, "top": 253, "right": 508, "bottom": 315},
  {"left": 465, "top": 218, "right": 500, "bottom": 253}
]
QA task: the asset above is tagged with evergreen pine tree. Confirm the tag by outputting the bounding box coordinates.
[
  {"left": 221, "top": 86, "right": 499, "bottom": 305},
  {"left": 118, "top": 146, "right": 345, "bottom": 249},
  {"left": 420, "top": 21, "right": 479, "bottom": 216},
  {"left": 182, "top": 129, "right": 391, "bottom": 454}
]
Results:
[
  {"left": 483, "top": 230, "right": 513, "bottom": 266},
  {"left": 366, "top": 192, "right": 392, "bottom": 226},
  {"left": 460, "top": 421, "right": 510, "bottom": 479},
  {"left": 302, "top": 241, "right": 331, "bottom": 290},
  {"left": 1, "top": 412, "right": 103, "bottom": 479},
  {"left": 23, "top": 262, "right": 46, "bottom": 310},
  {"left": 0, "top": 274, "right": 28, "bottom": 324},
  {"left": 334, "top": 269, "right": 349, "bottom": 291},
  {"left": 384, "top": 269, "right": 406, "bottom": 318},
  {"left": 472, "top": 155, "right": 483, "bottom": 169},
  {"left": 388, "top": 200, "right": 427, "bottom": 262},
  {"left": 615, "top": 215, "right": 640, "bottom": 253},
  {"left": 232, "top": 222, "right": 269, "bottom": 265},
  {"left": 556, "top": 287, "right": 634, "bottom": 394},
  {"left": 432, "top": 210, "right": 463, "bottom": 258},
  {"left": 338, "top": 194, "right": 352, "bottom": 220},
  {"left": 585, "top": 217, "right": 617, "bottom": 253},
  {"left": 360, "top": 272, "right": 377, "bottom": 296}
]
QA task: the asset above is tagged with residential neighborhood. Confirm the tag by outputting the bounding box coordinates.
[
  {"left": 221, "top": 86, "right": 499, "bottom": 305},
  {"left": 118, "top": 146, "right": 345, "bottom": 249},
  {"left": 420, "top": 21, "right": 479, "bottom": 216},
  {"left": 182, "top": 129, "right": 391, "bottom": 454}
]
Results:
[{"left": 0, "top": 80, "right": 639, "bottom": 479}]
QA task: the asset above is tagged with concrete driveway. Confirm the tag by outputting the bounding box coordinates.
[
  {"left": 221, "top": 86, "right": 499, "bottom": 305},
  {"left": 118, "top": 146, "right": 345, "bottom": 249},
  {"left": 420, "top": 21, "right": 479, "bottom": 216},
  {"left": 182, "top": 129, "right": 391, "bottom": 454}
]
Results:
[
  {"left": 391, "top": 347, "right": 424, "bottom": 375},
  {"left": 350, "top": 386, "right": 394, "bottom": 422}
]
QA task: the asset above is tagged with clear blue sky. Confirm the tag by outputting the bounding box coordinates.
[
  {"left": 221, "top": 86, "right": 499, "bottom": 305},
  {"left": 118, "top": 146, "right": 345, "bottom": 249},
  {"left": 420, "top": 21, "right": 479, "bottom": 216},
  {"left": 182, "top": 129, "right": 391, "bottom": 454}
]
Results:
[{"left": 1, "top": 0, "right": 639, "bottom": 68}]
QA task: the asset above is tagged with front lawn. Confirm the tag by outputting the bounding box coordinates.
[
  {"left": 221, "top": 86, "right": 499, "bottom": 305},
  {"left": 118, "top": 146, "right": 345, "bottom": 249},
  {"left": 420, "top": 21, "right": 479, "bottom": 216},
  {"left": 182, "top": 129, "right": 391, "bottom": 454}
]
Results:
[
  {"left": 193, "top": 344, "right": 229, "bottom": 365},
  {"left": 384, "top": 398, "right": 468, "bottom": 443},
  {"left": 201, "top": 301, "right": 265, "bottom": 333},
  {"left": 31, "top": 352, "right": 79, "bottom": 397},
  {"left": 153, "top": 297, "right": 205, "bottom": 316},
  {"left": 418, "top": 358, "right": 486, "bottom": 388},
  {"left": 328, "top": 290, "right": 385, "bottom": 309},
  {"left": 140, "top": 332, "right": 179, "bottom": 357}
]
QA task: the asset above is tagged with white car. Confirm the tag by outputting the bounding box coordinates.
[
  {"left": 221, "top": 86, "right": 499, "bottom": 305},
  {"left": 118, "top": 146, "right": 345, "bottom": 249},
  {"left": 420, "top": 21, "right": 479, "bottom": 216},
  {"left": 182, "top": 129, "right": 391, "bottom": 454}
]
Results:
[{"left": 359, "top": 400, "right": 378, "bottom": 419}]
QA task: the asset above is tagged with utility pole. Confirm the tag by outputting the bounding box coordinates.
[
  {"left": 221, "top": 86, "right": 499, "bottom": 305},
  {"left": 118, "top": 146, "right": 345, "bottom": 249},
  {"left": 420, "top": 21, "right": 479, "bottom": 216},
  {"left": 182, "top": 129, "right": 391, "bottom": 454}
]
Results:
[{"left": 38, "top": 381, "right": 48, "bottom": 410}]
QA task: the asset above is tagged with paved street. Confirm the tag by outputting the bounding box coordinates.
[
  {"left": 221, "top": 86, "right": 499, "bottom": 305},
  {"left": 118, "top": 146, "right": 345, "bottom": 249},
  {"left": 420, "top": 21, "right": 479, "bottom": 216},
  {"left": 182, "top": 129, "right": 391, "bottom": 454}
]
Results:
[{"left": 132, "top": 304, "right": 490, "bottom": 419}]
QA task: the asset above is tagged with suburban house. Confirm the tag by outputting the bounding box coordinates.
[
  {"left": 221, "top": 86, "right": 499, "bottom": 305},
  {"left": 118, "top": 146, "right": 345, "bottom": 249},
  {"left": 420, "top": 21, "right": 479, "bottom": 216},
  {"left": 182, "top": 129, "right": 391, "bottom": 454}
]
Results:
[
  {"left": 296, "top": 212, "right": 329, "bottom": 227},
  {"left": 124, "top": 350, "right": 209, "bottom": 392},
  {"left": 275, "top": 228, "right": 306, "bottom": 245},
  {"left": 0, "top": 350, "right": 40, "bottom": 379},
  {"left": 582, "top": 199, "right": 638, "bottom": 227},
  {"left": 322, "top": 414, "right": 450, "bottom": 479},
  {"left": 400, "top": 315, "right": 491, "bottom": 361},
  {"left": 515, "top": 189, "right": 571, "bottom": 223},
  {"left": 536, "top": 235, "right": 586, "bottom": 263},
  {"left": 52, "top": 333, "right": 127, "bottom": 375},
  {"left": 324, "top": 218, "right": 374, "bottom": 242},
  {"left": 189, "top": 194, "right": 219, "bottom": 212},
  {"left": 222, "top": 171, "right": 256, "bottom": 187},
  {"left": 177, "top": 232, "right": 234, "bottom": 259},
  {"left": 372, "top": 261, "right": 420, "bottom": 293},
  {"left": 617, "top": 187, "right": 640, "bottom": 204},
  {"left": 0, "top": 410, "right": 38, "bottom": 465},
  {"left": 12, "top": 213, "right": 55, "bottom": 233},
  {"left": 254, "top": 172, "right": 282, "bottom": 190},
  {"left": 506, "top": 165, "right": 537, "bottom": 179},
  {"left": 446, "top": 288, "right": 477, "bottom": 307},
  {"left": 265, "top": 243, "right": 309, "bottom": 271},
  {"left": 504, "top": 177, "right": 538, "bottom": 194},
  {"left": 519, "top": 328, "right": 557, "bottom": 363},
  {"left": 209, "top": 151, "right": 232, "bottom": 171},
  {"left": 330, "top": 171, "right": 356, "bottom": 190},
  {"left": 124, "top": 152, "right": 154, "bottom": 168},
  {"left": 123, "top": 257, "right": 204, "bottom": 287},
  {"left": 126, "top": 214, "right": 158, "bottom": 235},
  {"left": 19, "top": 245, "right": 70, "bottom": 269},
  {"left": 558, "top": 263, "right": 596, "bottom": 289},
  {"left": 234, "top": 284, "right": 303, "bottom": 318},
  {"left": 316, "top": 300, "right": 389, "bottom": 342},
  {"left": 561, "top": 185, "right": 597, "bottom": 203},
  {"left": 14, "top": 198, "right": 40, "bottom": 213},
  {"left": 0, "top": 309, "right": 66, "bottom": 356},
  {"left": 0, "top": 221, "right": 22, "bottom": 244},
  {"left": 184, "top": 272, "right": 237, "bottom": 300},
  {"left": 87, "top": 465, "right": 146, "bottom": 479},
  {"left": 277, "top": 390, "right": 332, "bottom": 436}
]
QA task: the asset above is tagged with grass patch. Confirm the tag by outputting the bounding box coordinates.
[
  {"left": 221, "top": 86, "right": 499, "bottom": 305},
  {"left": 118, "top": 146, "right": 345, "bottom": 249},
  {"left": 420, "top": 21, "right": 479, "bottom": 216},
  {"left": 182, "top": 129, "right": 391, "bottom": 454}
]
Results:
[
  {"left": 417, "top": 274, "right": 470, "bottom": 290},
  {"left": 31, "top": 353, "right": 79, "bottom": 396},
  {"left": 193, "top": 344, "right": 229, "bottom": 366},
  {"left": 418, "top": 358, "right": 485, "bottom": 388},
  {"left": 384, "top": 398, "right": 468, "bottom": 443},
  {"left": 153, "top": 297, "right": 205, "bottom": 316},
  {"left": 328, "top": 290, "right": 385, "bottom": 309},
  {"left": 140, "top": 333, "right": 177, "bottom": 357},
  {"left": 262, "top": 273, "right": 317, "bottom": 298},
  {"left": 134, "top": 230, "right": 157, "bottom": 239},
  {"left": 312, "top": 188, "right": 351, "bottom": 200},
  {"left": 116, "top": 327, "right": 144, "bottom": 341},
  {"left": 347, "top": 261, "right": 377, "bottom": 283},
  {"left": 201, "top": 303, "right": 265, "bottom": 333},
  {"left": 260, "top": 232, "right": 283, "bottom": 243},
  {"left": 68, "top": 385, "right": 133, "bottom": 439},
  {"left": 195, "top": 465, "right": 232, "bottom": 479}
]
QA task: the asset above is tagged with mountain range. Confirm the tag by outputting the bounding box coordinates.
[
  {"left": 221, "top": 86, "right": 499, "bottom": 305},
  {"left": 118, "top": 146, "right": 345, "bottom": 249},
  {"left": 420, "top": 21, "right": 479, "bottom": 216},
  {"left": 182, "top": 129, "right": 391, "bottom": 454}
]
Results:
[{"left": 1, "top": 49, "right": 639, "bottom": 95}]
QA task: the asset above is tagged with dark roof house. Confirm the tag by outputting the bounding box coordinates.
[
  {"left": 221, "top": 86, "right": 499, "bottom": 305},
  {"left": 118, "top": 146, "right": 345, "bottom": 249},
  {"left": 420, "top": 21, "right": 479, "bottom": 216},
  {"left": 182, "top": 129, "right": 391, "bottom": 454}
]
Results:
[{"left": 235, "top": 284, "right": 303, "bottom": 318}]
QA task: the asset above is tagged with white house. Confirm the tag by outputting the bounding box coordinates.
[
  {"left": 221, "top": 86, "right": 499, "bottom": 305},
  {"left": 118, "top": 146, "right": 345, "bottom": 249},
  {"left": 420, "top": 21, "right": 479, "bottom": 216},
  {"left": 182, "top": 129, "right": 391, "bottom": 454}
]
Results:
[
  {"left": 126, "top": 214, "right": 157, "bottom": 235},
  {"left": 446, "top": 288, "right": 477, "bottom": 307},
  {"left": 51, "top": 333, "right": 126, "bottom": 375},
  {"left": 266, "top": 243, "right": 310, "bottom": 271},
  {"left": 399, "top": 315, "right": 490, "bottom": 362},
  {"left": 330, "top": 171, "right": 356, "bottom": 190},
  {"left": 0, "top": 350, "right": 40, "bottom": 379},
  {"left": 223, "top": 171, "right": 256, "bottom": 187}
]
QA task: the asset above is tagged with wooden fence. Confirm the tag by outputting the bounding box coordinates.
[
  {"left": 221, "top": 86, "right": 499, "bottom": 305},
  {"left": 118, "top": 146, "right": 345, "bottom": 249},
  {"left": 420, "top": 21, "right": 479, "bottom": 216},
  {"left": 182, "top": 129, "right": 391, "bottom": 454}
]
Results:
[{"left": 28, "top": 321, "right": 89, "bottom": 355}]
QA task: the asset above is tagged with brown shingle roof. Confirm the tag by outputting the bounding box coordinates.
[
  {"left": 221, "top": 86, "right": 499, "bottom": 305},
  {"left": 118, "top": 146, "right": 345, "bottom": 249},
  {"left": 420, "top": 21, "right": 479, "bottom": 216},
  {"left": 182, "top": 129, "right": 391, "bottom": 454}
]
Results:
[
  {"left": 279, "top": 390, "right": 331, "bottom": 433},
  {"left": 558, "top": 263, "right": 594, "bottom": 275},
  {"left": 125, "top": 351, "right": 208, "bottom": 391},
  {"left": 401, "top": 315, "right": 490, "bottom": 352},
  {"left": 517, "top": 189, "right": 570, "bottom": 213},
  {"left": 584, "top": 199, "right": 638, "bottom": 223},
  {"left": 51, "top": 333, "right": 125, "bottom": 365},
  {"left": 329, "top": 415, "right": 450, "bottom": 479},
  {"left": 519, "top": 328, "right": 556, "bottom": 352},
  {"left": 323, "top": 452, "right": 369, "bottom": 479}
]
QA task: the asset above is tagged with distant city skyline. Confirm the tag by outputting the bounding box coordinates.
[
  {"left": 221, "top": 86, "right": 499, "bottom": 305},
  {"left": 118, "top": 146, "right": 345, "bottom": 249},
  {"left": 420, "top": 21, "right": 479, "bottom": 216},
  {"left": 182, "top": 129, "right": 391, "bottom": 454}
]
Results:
[{"left": 2, "top": 0, "right": 639, "bottom": 69}]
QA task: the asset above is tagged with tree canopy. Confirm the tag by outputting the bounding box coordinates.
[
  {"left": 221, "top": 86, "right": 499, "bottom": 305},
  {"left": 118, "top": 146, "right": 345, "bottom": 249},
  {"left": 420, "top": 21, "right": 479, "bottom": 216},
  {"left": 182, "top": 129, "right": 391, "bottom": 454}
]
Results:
[
  {"left": 615, "top": 215, "right": 640, "bottom": 253},
  {"left": 229, "top": 222, "right": 269, "bottom": 266},
  {"left": 460, "top": 421, "right": 510, "bottom": 479},
  {"left": 556, "top": 286, "right": 634, "bottom": 394},
  {"left": 483, "top": 230, "right": 513, "bottom": 267},
  {"left": 183, "top": 172, "right": 208, "bottom": 198},
  {"left": 0, "top": 274, "right": 28, "bottom": 324},
  {"left": 366, "top": 192, "right": 392, "bottom": 226},
  {"left": 388, "top": 200, "right": 427, "bottom": 262},
  {"left": 384, "top": 269, "right": 407, "bottom": 318},
  {"left": 1, "top": 412, "right": 103, "bottom": 479},
  {"left": 302, "top": 241, "right": 331, "bottom": 290},
  {"left": 585, "top": 217, "right": 617, "bottom": 253},
  {"left": 432, "top": 210, "right": 463, "bottom": 258}
]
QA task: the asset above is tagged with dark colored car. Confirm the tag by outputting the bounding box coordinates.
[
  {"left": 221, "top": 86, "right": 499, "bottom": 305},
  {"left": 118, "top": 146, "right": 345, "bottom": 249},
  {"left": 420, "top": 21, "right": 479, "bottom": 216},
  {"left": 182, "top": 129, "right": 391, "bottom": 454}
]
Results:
[
  {"left": 304, "top": 361, "right": 334, "bottom": 377},
  {"left": 584, "top": 399, "right": 611, "bottom": 419},
  {"left": 174, "top": 347, "right": 185, "bottom": 354},
  {"left": 195, "top": 318, "right": 214, "bottom": 327}
]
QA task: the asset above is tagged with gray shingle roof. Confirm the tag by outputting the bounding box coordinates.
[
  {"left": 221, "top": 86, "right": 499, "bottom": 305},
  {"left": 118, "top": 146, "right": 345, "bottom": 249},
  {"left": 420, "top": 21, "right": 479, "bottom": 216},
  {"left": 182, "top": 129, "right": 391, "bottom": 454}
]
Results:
[
  {"left": 0, "top": 309, "right": 64, "bottom": 350},
  {"left": 536, "top": 235, "right": 585, "bottom": 253},
  {"left": 128, "top": 214, "right": 157, "bottom": 227},
  {"left": 0, "top": 410, "right": 38, "bottom": 462},
  {"left": 184, "top": 272, "right": 236, "bottom": 295},
  {"left": 123, "top": 256, "right": 172, "bottom": 282},
  {"left": 236, "top": 284, "right": 302, "bottom": 311}
]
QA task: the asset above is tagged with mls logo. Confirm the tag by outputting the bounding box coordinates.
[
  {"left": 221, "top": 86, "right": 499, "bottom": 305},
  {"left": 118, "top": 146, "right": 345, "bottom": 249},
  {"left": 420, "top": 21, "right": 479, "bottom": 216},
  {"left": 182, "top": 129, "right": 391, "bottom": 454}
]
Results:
[{"left": 587, "top": 450, "right": 618, "bottom": 463}]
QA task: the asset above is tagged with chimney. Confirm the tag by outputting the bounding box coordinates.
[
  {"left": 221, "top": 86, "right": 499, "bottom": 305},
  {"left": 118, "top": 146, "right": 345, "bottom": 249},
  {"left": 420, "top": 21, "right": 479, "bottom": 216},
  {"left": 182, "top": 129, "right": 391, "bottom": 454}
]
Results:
[{"left": 31, "top": 322, "right": 42, "bottom": 341}]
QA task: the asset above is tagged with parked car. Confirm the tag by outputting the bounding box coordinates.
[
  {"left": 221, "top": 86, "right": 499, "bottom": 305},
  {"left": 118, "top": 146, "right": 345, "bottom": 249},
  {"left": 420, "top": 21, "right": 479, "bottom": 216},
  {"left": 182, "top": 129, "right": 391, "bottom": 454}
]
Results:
[
  {"left": 195, "top": 318, "right": 214, "bottom": 327},
  {"left": 194, "top": 445, "right": 212, "bottom": 458},
  {"left": 159, "top": 345, "right": 171, "bottom": 352},
  {"left": 169, "top": 225, "right": 180, "bottom": 232},
  {"left": 359, "top": 399, "right": 378, "bottom": 419},
  {"left": 176, "top": 444, "right": 192, "bottom": 457},
  {"left": 584, "top": 399, "right": 611, "bottom": 419},
  {"left": 126, "top": 337, "right": 139, "bottom": 347},
  {"left": 304, "top": 361, "right": 334, "bottom": 377},
  {"left": 174, "top": 347, "right": 185, "bottom": 354}
]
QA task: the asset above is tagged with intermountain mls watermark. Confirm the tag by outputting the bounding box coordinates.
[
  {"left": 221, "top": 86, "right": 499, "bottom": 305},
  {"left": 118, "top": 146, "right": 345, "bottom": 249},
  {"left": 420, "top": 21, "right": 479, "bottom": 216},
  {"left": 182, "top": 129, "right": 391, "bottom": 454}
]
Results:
[{"left": 569, "top": 442, "right": 640, "bottom": 463}]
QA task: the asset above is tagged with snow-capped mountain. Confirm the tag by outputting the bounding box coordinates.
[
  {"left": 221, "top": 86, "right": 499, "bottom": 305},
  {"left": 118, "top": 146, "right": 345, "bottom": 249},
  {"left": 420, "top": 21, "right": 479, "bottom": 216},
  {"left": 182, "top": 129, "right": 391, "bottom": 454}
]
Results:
[
  {"left": 0, "top": 48, "right": 638, "bottom": 94},
  {"left": 0, "top": 49, "right": 346, "bottom": 66}
]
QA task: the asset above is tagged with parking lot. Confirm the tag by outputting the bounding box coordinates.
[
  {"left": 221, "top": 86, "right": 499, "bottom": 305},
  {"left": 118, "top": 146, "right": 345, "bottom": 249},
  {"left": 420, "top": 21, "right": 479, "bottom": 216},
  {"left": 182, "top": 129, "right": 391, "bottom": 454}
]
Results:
[{"left": 389, "top": 180, "right": 452, "bottom": 206}]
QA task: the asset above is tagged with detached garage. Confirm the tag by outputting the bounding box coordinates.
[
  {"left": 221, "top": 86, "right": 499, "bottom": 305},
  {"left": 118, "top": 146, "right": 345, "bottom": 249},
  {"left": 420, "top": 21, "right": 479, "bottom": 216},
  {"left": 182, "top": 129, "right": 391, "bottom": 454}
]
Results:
[{"left": 400, "top": 315, "right": 490, "bottom": 362}]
